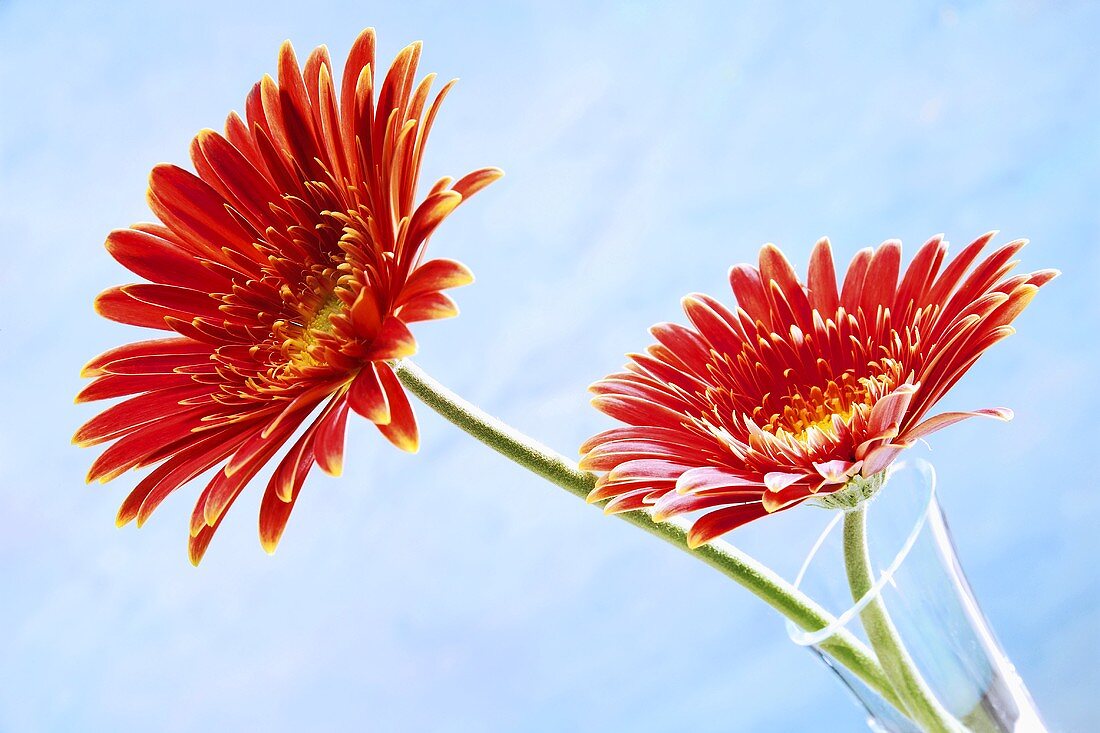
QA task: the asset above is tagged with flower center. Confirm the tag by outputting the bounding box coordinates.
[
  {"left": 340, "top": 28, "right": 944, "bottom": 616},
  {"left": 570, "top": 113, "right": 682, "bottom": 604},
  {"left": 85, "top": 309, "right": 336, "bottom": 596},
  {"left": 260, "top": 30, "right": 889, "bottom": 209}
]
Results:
[
  {"left": 278, "top": 291, "right": 346, "bottom": 373},
  {"left": 758, "top": 360, "right": 903, "bottom": 444},
  {"left": 305, "top": 293, "right": 344, "bottom": 340},
  {"left": 764, "top": 375, "right": 869, "bottom": 441}
]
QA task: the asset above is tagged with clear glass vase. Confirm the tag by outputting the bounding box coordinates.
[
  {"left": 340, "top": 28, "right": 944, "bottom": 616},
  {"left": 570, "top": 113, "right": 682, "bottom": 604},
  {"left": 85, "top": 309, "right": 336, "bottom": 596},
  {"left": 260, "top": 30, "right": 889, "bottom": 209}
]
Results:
[{"left": 785, "top": 459, "right": 1047, "bottom": 732}]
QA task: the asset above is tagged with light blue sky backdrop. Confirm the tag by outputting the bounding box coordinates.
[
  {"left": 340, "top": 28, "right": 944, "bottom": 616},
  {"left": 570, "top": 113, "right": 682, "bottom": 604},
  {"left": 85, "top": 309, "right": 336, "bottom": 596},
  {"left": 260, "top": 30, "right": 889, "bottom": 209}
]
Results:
[{"left": 1, "top": 1, "right": 1097, "bottom": 731}]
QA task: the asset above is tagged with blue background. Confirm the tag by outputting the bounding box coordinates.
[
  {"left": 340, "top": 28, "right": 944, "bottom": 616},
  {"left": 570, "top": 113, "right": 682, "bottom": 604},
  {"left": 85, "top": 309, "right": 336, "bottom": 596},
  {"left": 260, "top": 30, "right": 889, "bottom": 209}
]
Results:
[{"left": 1, "top": 2, "right": 1097, "bottom": 731}]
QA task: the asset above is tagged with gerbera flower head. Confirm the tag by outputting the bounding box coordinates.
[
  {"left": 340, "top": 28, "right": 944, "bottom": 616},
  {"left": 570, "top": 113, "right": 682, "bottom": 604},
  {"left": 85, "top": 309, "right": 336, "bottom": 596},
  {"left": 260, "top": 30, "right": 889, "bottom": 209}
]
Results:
[
  {"left": 74, "top": 29, "right": 502, "bottom": 564},
  {"left": 580, "top": 234, "right": 1056, "bottom": 548}
]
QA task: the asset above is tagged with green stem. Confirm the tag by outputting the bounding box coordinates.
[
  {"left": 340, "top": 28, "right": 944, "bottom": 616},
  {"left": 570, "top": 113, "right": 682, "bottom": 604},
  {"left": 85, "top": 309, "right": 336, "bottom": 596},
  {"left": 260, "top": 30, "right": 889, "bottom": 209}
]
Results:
[
  {"left": 394, "top": 359, "right": 906, "bottom": 714},
  {"left": 843, "top": 504, "right": 962, "bottom": 732}
]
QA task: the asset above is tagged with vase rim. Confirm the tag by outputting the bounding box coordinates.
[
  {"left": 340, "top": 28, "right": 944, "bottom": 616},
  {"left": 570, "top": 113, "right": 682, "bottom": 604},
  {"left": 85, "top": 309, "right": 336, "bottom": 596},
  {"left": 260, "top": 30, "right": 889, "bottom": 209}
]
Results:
[{"left": 786, "top": 458, "right": 938, "bottom": 647}]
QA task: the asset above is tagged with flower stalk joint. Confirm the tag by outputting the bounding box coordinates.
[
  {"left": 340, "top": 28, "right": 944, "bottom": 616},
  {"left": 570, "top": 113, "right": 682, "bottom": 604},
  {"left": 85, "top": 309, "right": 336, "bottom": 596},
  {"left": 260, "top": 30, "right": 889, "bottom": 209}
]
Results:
[{"left": 812, "top": 471, "right": 887, "bottom": 512}]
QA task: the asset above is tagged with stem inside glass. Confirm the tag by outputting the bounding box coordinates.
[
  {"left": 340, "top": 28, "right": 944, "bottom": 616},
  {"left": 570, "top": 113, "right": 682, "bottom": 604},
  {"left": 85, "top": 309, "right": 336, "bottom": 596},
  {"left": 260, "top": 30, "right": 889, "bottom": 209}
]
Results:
[
  {"left": 783, "top": 458, "right": 1048, "bottom": 733},
  {"left": 787, "top": 460, "right": 937, "bottom": 648}
]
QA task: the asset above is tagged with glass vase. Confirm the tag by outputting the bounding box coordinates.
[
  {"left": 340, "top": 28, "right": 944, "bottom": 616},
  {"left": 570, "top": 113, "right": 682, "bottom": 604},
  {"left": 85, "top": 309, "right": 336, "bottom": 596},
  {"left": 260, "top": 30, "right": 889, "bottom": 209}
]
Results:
[{"left": 785, "top": 459, "right": 1047, "bottom": 732}]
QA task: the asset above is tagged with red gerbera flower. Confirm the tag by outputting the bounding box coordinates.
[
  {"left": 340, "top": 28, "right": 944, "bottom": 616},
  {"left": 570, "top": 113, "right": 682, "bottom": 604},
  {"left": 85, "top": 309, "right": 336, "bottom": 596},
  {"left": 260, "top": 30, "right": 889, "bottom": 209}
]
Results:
[
  {"left": 580, "top": 234, "right": 1056, "bottom": 548},
  {"left": 74, "top": 29, "right": 501, "bottom": 564}
]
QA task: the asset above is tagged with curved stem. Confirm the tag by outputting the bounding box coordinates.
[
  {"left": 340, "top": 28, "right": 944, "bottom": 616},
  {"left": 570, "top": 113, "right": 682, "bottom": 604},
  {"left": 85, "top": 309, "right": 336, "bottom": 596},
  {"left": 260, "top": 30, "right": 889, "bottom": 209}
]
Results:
[
  {"left": 394, "top": 359, "right": 906, "bottom": 714},
  {"left": 843, "top": 504, "right": 962, "bottom": 732}
]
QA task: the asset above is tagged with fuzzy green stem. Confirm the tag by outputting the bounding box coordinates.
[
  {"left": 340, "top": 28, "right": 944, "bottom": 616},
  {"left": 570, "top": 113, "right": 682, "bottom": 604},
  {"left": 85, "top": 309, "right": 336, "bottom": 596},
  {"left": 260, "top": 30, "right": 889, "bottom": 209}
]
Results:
[
  {"left": 394, "top": 359, "right": 907, "bottom": 714},
  {"left": 843, "top": 504, "right": 963, "bottom": 732}
]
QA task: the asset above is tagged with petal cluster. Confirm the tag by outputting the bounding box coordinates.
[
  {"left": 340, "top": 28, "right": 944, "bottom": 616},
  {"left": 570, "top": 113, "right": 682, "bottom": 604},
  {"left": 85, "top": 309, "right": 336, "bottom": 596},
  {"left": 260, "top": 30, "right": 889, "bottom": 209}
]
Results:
[
  {"left": 581, "top": 234, "right": 1056, "bottom": 547},
  {"left": 74, "top": 29, "right": 501, "bottom": 563}
]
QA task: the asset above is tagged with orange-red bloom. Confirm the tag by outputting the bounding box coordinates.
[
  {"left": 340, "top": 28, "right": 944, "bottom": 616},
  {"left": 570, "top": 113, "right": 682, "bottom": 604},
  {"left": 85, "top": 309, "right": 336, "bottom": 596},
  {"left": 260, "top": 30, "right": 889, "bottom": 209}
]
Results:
[
  {"left": 580, "top": 234, "right": 1055, "bottom": 547},
  {"left": 74, "top": 29, "right": 501, "bottom": 564}
]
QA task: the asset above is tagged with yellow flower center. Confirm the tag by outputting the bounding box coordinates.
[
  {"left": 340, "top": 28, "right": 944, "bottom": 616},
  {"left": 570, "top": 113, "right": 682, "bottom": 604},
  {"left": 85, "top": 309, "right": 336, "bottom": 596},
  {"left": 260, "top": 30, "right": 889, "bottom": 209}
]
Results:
[
  {"left": 305, "top": 293, "right": 344, "bottom": 340},
  {"left": 760, "top": 361, "right": 902, "bottom": 444},
  {"left": 277, "top": 292, "right": 345, "bottom": 373},
  {"left": 771, "top": 384, "right": 862, "bottom": 442}
]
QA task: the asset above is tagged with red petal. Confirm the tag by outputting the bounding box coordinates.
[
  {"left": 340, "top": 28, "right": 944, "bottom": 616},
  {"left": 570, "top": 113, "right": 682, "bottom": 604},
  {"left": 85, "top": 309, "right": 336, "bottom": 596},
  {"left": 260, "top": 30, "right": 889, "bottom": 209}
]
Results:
[
  {"left": 277, "top": 41, "right": 321, "bottom": 157},
  {"left": 761, "top": 482, "right": 816, "bottom": 513},
  {"left": 901, "top": 408, "right": 1013, "bottom": 445},
  {"left": 350, "top": 288, "right": 383, "bottom": 338},
  {"left": 81, "top": 338, "right": 209, "bottom": 377},
  {"left": 451, "top": 167, "right": 504, "bottom": 199},
  {"left": 811, "top": 459, "right": 862, "bottom": 484},
  {"left": 728, "top": 264, "right": 771, "bottom": 327},
  {"left": 258, "top": 429, "right": 317, "bottom": 553},
  {"left": 224, "top": 110, "right": 260, "bottom": 162},
  {"left": 674, "top": 466, "right": 760, "bottom": 494},
  {"left": 314, "top": 397, "right": 351, "bottom": 476},
  {"left": 681, "top": 295, "right": 744, "bottom": 356},
  {"left": 225, "top": 403, "right": 310, "bottom": 477},
  {"left": 95, "top": 352, "right": 212, "bottom": 376},
  {"left": 374, "top": 364, "right": 418, "bottom": 452},
  {"left": 590, "top": 394, "right": 688, "bottom": 430},
  {"left": 85, "top": 407, "right": 216, "bottom": 483},
  {"left": 76, "top": 373, "right": 195, "bottom": 403},
  {"left": 578, "top": 439, "right": 690, "bottom": 471},
  {"left": 121, "top": 284, "right": 225, "bottom": 320},
  {"left": 117, "top": 427, "right": 242, "bottom": 528},
  {"left": 603, "top": 488, "right": 658, "bottom": 514},
  {"left": 73, "top": 385, "right": 205, "bottom": 447},
  {"left": 1027, "top": 269, "right": 1060, "bottom": 288},
  {"left": 253, "top": 384, "right": 334, "bottom": 442},
  {"left": 579, "top": 426, "right": 709, "bottom": 455},
  {"left": 687, "top": 503, "right": 770, "bottom": 547},
  {"left": 94, "top": 287, "right": 174, "bottom": 330},
  {"left": 860, "top": 444, "right": 906, "bottom": 477},
  {"left": 362, "top": 316, "right": 417, "bottom": 361},
  {"left": 760, "top": 243, "right": 813, "bottom": 328},
  {"left": 807, "top": 237, "right": 840, "bottom": 314},
  {"left": 405, "top": 190, "right": 462, "bottom": 247},
  {"left": 396, "top": 292, "right": 459, "bottom": 323},
  {"left": 895, "top": 234, "right": 946, "bottom": 313},
  {"left": 865, "top": 383, "right": 918, "bottom": 439},
  {"left": 340, "top": 29, "right": 377, "bottom": 141},
  {"left": 197, "top": 417, "right": 298, "bottom": 534},
  {"left": 985, "top": 283, "right": 1039, "bottom": 330},
  {"left": 650, "top": 322, "right": 711, "bottom": 372},
  {"left": 839, "top": 247, "right": 873, "bottom": 312},
  {"left": 319, "top": 61, "right": 352, "bottom": 180},
  {"left": 927, "top": 232, "right": 996, "bottom": 307},
  {"left": 398, "top": 259, "right": 474, "bottom": 305},
  {"left": 652, "top": 489, "right": 762, "bottom": 522},
  {"left": 860, "top": 240, "right": 901, "bottom": 314},
  {"left": 587, "top": 476, "right": 674, "bottom": 504},
  {"left": 147, "top": 164, "right": 257, "bottom": 263},
  {"left": 347, "top": 364, "right": 390, "bottom": 424},
  {"left": 944, "top": 239, "right": 1026, "bottom": 320},
  {"left": 193, "top": 129, "right": 279, "bottom": 224},
  {"left": 105, "top": 229, "right": 226, "bottom": 290},
  {"left": 608, "top": 458, "right": 694, "bottom": 482},
  {"left": 763, "top": 471, "right": 810, "bottom": 494},
  {"left": 189, "top": 478, "right": 247, "bottom": 567}
]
